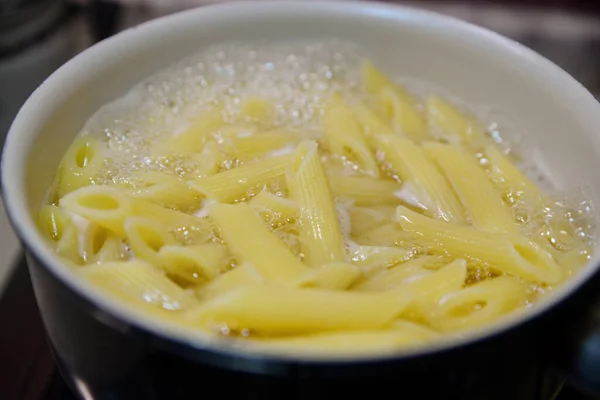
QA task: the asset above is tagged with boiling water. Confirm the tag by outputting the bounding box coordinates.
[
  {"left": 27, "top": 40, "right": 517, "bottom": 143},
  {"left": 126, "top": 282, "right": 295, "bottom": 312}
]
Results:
[{"left": 73, "top": 39, "right": 595, "bottom": 287}]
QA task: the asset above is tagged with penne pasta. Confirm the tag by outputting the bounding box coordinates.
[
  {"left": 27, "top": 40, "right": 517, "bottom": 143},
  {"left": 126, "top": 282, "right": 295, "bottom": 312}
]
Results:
[
  {"left": 349, "top": 205, "right": 396, "bottom": 237},
  {"left": 377, "top": 86, "right": 428, "bottom": 142},
  {"left": 328, "top": 175, "right": 401, "bottom": 206},
  {"left": 195, "top": 264, "right": 261, "bottom": 301},
  {"left": 286, "top": 140, "right": 346, "bottom": 267},
  {"left": 248, "top": 190, "right": 300, "bottom": 220},
  {"left": 424, "top": 142, "right": 518, "bottom": 233},
  {"left": 80, "top": 260, "right": 198, "bottom": 311},
  {"left": 322, "top": 93, "right": 379, "bottom": 177},
  {"left": 159, "top": 243, "right": 229, "bottom": 284},
  {"left": 240, "top": 97, "right": 275, "bottom": 125},
  {"left": 376, "top": 135, "right": 465, "bottom": 223},
  {"left": 125, "top": 171, "right": 203, "bottom": 213},
  {"left": 250, "top": 328, "right": 434, "bottom": 356},
  {"left": 425, "top": 276, "right": 530, "bottom": 331},
  {"left": 426, "top": 96, "right": 486, "bottom": 144},
  {"left": 222, "top": 129, "right": 299, "bottom": 161},
  {"left": 55, "top": 136, "right": 105, "bottom": 197},
  {"left": 125, "top": 217, "right": 176, "bottom": 265},
  {"left": 304, "top": 262, "right": 360, "bottom": 290},
  {"left": 59, "top": 185, "right": 212, "bottom": 239},
  {"left": 396, "top": 205, "right": 563, "bottom": 284},
  {"left": 153, "top": 107, "right": 225, "bottom": 156},
  {"left": 187, "top": 283, "right": 411, "bottom": 335},
  {"left": 349, "top": 244, "right": 410, "bottom": 272},
  {"left": 210, "top": 203, "right": 309, "bottom": 284},
  {"left": 188, "top": 153, "right": 292, "bottom": 202},
  {"left": 38, "top": 205, "right": 82, "bottom": 264},
  {"left": 193, "top": 140, "right": 223, "bottom": 177}
]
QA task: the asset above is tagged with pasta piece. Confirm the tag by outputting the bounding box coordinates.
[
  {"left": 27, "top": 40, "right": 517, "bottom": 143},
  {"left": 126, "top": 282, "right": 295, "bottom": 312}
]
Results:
[
  {"left": 125, "top": 171, "right": 202, "bottom": 213},
  {"left": 59, "top": 185, "right": 211, "bottom": 238},
  {"left": 153, "top": 107, "right": 224, "bottom": 156},
  {"left": 187, "top": 283, "right": 411, "bottom": 335},
  {"left": 249, "top": 190, "right": 299, "bottom": 225},
  {"left": 80, "top": 260, "right": 198, "bottom": 311},
  {"left": 377, "top": 86, "right": 428, "bottom": 142},
  {"left": 222, "top": 129, "right": 298, "bottom": 161},
  {"left": 328, "top": 175, "right": 401, "bottom": 206},
  {"left": 426, "top": 276, "right": 530, "bottom": 331},
  {"left": 322, "top": 93, "right": 379, "bottom": 177},
  {"left": 193, "top": 140, "right": 222, "bottom": 177},
  {"left": 159, "top": 244, "right": 229, "bottom": 284},
  {"left": 483, "top": 144, "right": 543, "bottom": 203},
  {"left": 38, "top": 205, "right": 81, "bottom": 264},
  {"left": 286, "top": 140, "right": 346, "bottom": 267},
  {"left": 353, "top": 100, "right": 394, "bottom": 150},
  {"left": 240, "top": 97, "right": 275, "bottom": 125},
  {"left": 349, "top": 245, "right": 410, "bottom": 272},
  {"left": 210, "top": 203, "right": 309, "bottom": 284},
  {"left": 92, "top": 236, "right": 127, "bottom": 263},
  {"left": 390, "top": 319, "right": 440, "bottom": 340},
  {"left": 196, "top": 264, "right": 261, "bottom": 301},
  {"left": 361, "top": 60, "right": 417, "bottom": 106},
  {"left": 424, "top": 142, "right": 518, "bottom": 233},
  {"left": 250, "top": 328, "right": 433, "bottom": 356},
  {"left": 304, "top": 262, "right": 360, "bottom": 290},
  {"left": 426, "top": 96, "right": 486, "bottom": 144},
  {"left": 376, "top": 135, "right": 465, "bottom": 223},
  {"left": 354, "top": 258, "right": 464, "bottom": 295},
  {"left": 355, "top": 223, "right": 416, "bottom": 247},
  {"left": 55, "top": 136, "right": 105, "bottom": 197},
  {"left": 125, "top": 217, "right": 176, "bottom": 265},
  {"left": 396, "top": 205, "right": 563, "bottom": 284},
  {"left": 188, "top": 153, "right": 292, "bottom": 202},
  {"left": 349, "top": 205, "right": 396, "bottom": 237}
]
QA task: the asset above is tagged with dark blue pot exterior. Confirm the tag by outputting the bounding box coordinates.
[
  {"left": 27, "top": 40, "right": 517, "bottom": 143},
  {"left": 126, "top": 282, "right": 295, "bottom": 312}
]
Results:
[{"left": 24, "top": 249, "right": 600, "bottom": 400}]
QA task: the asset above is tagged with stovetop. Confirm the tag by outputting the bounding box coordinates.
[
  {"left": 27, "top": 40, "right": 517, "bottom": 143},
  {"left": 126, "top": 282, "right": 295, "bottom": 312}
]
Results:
[{"left": 1, "top": 2, "right": 600, "bottom": 399}]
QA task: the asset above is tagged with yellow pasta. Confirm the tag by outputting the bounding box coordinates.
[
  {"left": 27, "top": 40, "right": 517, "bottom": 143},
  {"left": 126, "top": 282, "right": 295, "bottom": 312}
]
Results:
[
  {"left": 193, "top": 140, "right": 223, "bottom": 177},
  {"left": 195, "top": 264, "right": 261, "bottom": 301},
  {"left": 305, "top": 262, "right": 360, "bottom": 290},
  {"left": 425, "top": 276, "right": 530, "bottom": 331},
  {"left": 222, "top": 129, "right": 299, "bottom": 161},
  {"left": 424, "top": 142, "right": 518, "bottom": 233},
  {"left": 240, "top": 97, "right": 275, "bottom": 125},
  {"left": 187, "top": 283, "right": 411, "bottom": 335},
  {"left": 188, "top": 153, "right": 291, "bottom": 202},
  {"left": 376, "top": 135, "right": 465, "bottom": 223},
  {"left": 159, "top": 244, "right": 229, "bottom": 284},
  {"left": 125, "top": 171, "right": 202, "bottom": 213},
  {"left": 328, "top": 175, "right": 401, "bottom": 206},
  {"left": 210, "top": 203, "right": 309, "bottom": 284},
  {"left": 349, "top": 205, "right": 396, "bottom": 237},
  {"left": 80, "top": 260, "right": 198, "bottom": 311},
  {"left": 377, "top": 86, "right": 428, "bottom": 142},
  {"left": 349, "top": 245, "right": 410, "bottom": 272},
  {"left": 396, "top": 205, "right": 563, "bottom": 284},
  {"left": 286, "top": 140, "right": 346, "bottom": 267},
  {"left": 426, "top": 96, "right": 486, "bottom": 144},
  {"left": 41, "top": 53, "right": 595, "bottom": 355},
  {"left": 153, "top": 107, "right": 225, "bottom": 156},
  {"left": 125, "top": 216, "right": 176, "bottom": 265},
  {"left": 251, "top": 327, "right": 434, "bottom": 356},
  {"left": 38, "top": 205, "right": 82, "bottom": 264},
  {"left": 322, "top": 93, "right": 379, "bottom": 176},
  {"left": 55, "top": 136, "right": 105, "bottom": 198},
  {"left": 59, "top": 185, "right": 211, "bottom": 238}
]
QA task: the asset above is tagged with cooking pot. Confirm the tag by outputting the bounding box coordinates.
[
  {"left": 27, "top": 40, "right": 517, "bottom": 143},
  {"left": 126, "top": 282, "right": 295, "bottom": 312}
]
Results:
[{"left": 2, "top": 2, "right": 600, "bottom": 398}]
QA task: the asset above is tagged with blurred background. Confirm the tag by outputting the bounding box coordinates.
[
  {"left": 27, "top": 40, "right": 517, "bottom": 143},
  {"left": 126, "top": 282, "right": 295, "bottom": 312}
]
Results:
[{"left": 0, "top": 0, "right": 599, "bottom": 399}]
